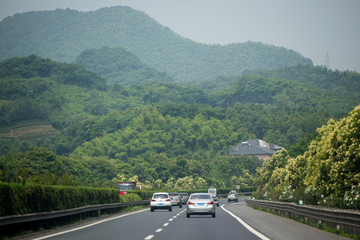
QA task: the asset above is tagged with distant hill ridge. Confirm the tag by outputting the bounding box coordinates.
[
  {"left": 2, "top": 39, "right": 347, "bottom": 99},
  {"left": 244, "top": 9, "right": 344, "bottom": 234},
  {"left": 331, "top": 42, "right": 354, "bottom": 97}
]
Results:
[{"left": 0, "top": 6, "right": 312, "bottom": 82}]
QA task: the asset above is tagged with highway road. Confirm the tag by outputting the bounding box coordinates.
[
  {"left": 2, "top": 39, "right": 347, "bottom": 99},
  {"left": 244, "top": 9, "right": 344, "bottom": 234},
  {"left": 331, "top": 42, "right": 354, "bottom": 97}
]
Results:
[{"left": 21, "top": 198, "right": 350, "bottom": 240}]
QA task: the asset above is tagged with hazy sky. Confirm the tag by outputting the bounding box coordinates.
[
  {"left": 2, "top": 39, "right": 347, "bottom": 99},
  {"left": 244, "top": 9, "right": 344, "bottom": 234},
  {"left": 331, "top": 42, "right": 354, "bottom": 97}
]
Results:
[{"left": 1, "top": 0, "right": 360, "bottom": 73}]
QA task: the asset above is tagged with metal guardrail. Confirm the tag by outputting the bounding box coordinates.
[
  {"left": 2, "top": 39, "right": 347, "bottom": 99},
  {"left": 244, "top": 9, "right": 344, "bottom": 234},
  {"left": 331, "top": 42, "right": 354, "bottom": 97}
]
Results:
[
  {"left": 218, "top": 192, "right": 252, "bottom": 198},
  {"left": 246, "top": 199, "right": 360, "bottom": 236},
  {"left": 0, "top": 200, "right": 149, "bottom": 237},
  {"left": 0, "top": 200, "right": 149, "bottom": 226}
]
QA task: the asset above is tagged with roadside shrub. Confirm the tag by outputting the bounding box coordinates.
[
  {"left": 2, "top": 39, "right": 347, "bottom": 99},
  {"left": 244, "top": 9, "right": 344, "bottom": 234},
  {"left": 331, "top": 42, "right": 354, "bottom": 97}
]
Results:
[
  {"left": 128, "top": 190, "right": 154, "bottom": 200},
  {"left": 0, "top": 182, "right": 120, "bottom": 216},
  {"left": 119, "top": 193, "right": 142, "bottom": 203}
]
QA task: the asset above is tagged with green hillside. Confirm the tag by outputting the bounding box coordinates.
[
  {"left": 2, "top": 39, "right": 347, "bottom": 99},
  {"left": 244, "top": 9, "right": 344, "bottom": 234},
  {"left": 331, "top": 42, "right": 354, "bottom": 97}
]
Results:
[
  {"left": 75, "top": 47, "right": 173, "bottom": 85},
  {"left": 1, "top": 56, "right": 358, "bottom": 191},
  {"left": 0, "top": 55, "right": 212, "bottom": 154},
  {"left": 247, "top": 64, "right": 360, "bottom": 102},
  {"left": 0, "top": 6, "right": 312, "bottom": 82},
  {"left": 214, "top": 74, "right": 357, "bottom": 117}
]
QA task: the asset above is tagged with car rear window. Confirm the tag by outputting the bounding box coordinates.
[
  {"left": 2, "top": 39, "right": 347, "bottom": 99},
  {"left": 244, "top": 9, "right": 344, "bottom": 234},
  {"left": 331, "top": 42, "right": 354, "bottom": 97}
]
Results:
[
  {"left": 190, "top": 194, "right": 211, "bottom": 200},
  {"left": 153, "top": 194, "right": 168, "bottom": 199}
]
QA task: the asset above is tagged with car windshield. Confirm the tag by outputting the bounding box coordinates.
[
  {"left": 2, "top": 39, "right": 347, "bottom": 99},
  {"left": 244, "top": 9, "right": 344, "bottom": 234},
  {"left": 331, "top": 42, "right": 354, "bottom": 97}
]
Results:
[
  {"left": 153, "top": 194, "right": 168, "bottom": 199},
  {"left": 190, "top": 194, "right": 211, "bottom": 200},
  {"left": 169, "top": 193, "right": 178, "bottom": 196}
]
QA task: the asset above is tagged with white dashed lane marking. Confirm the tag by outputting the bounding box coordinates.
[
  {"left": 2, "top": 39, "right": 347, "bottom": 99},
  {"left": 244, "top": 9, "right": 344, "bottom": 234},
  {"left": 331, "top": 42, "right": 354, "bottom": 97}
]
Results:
[{"left": 145, "top": 209, "right": 186, "bottom": 239}]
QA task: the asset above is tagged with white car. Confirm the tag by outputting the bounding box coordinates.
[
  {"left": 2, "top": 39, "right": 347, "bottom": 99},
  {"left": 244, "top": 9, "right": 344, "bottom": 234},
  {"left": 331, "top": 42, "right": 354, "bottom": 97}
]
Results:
[
  {"left": 150, "top": 192, "right": 172, "bottom": 212},
  {"left": 227, "top": 190, "right": 238, "bottom": 202}
]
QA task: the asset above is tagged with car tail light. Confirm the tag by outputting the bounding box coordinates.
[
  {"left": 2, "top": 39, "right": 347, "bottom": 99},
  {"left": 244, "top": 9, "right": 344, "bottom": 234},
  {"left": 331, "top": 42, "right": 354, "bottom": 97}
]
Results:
[
  {"left": 166, "top": 198, "right": 171, "bottom": 201},
  {"left": 207, "top": 201, "right": 214, "bottom": 205},
  {"left": 151, "top": 199, "right": 156, "bottom": 201},
  {"left": 188, "top": 201, "right": 195, "bottom": 205}
]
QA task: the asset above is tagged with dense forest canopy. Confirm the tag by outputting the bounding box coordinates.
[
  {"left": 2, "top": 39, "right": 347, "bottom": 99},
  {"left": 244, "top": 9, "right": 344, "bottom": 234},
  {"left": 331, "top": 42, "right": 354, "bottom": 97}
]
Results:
[
  {"left": 247, "top": 64, "right": 360, "bottom": 102},
  {"left": 0, "top": 6, "right": 311, "bottom": 82}
]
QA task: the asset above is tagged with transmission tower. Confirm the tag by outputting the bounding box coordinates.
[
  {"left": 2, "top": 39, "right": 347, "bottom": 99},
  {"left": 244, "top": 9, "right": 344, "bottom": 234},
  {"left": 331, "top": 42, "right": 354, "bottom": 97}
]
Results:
[{"left": 325, "top": 52, "right": 330, "bottom": 68}]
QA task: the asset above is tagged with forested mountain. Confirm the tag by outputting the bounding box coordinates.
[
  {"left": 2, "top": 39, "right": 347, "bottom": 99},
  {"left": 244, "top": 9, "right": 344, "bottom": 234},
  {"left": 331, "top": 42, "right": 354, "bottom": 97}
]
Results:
[
  {"left": 75, "top": 47, "right": 173, "bottom": 85},
  {"left": 247, "top": 64, "right": 360, "bottom": 102},
  {"left": 213, "top": 74, "right": 358, "bottom": 117},
  {"left": 0, "top": 6, "right": 311, "bottom": 82},
  {"left": 0, "top": 55, "right": 210, "bottom": 129},
  {"left": 0, "top": 55, "right": 359, "bottom": 190}
]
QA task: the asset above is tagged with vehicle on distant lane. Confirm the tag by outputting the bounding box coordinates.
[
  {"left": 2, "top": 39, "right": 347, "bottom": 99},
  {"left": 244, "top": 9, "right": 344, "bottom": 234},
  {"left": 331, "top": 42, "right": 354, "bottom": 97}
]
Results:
[
  {"left": 169, "top": 192, "right": 182, "bottom": 207},
  {"left": 227, "top": 190, "right": 238, "bottom": 202},
  {"left": 179, "top": 192, "right": 189, "bottom": 204},
  {"left": 208, "top": 187, "right": 219, "bottom": 206}
]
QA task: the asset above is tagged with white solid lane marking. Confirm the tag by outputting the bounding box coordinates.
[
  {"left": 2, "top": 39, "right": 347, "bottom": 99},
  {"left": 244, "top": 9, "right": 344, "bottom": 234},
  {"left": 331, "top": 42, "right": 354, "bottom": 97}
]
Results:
[
  {"left": 163, "top": 223, "right": 169, "bottom": 226},
  {"left": 32, "top": 208, "right": 149, "bottom": 240},
  {"left": 221, "top": 204, "right": 271, "bottom": 240},
  {"left": 145, "top": 235, "right": 154, "bottom": 240},
  {"left": 156, "top": 228, "right": 163, "bottom": 232}
]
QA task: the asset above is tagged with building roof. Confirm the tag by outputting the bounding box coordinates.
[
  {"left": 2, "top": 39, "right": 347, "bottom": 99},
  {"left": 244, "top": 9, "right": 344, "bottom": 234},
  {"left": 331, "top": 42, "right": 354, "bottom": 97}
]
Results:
[{"left": 229, "top": 139, "right": 282, "bottom": 156}]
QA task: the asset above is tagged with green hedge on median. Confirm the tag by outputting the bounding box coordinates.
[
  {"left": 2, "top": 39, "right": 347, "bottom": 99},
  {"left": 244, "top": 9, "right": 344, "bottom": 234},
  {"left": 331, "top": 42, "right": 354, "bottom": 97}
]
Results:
[{"left": 0, "top": 182, "right": 122, "bottom": 216}]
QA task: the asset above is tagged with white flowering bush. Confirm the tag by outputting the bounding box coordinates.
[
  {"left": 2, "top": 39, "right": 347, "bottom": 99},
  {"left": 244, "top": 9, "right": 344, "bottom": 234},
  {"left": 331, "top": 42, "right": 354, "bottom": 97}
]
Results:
[
  {"left": 279, "top": 186, "right": 295, "bottom": 202},
  {"left": 302, "top": 186, "right": 321, "bottom": 205},
  {"left": 252, "top": 106, "right": 360, "bottom": 209},
  {"left": 344, "top": 185, "right": 360, "bottom": 209}
]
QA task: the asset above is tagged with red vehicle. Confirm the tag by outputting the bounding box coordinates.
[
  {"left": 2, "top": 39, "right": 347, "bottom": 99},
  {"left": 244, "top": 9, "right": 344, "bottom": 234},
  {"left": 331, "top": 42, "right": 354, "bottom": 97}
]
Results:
[{"left": 117, "top": 181, "right": 136, "bottom": 195}]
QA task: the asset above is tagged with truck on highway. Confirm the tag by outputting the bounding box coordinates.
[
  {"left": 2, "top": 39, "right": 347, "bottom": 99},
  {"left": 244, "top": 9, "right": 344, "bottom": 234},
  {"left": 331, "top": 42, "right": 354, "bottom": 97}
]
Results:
[
  {"left": 208, "top": 187, "right": 219, "bottom": 206},
  {"left": 117, "top": 181, "right": 137, "bottom": 195}
]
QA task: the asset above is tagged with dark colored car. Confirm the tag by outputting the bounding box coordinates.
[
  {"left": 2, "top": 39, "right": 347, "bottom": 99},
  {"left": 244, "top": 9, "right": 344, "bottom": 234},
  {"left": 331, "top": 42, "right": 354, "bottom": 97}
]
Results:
[{"left": 179, "top": 192, "right": 189, "bottom": 204}]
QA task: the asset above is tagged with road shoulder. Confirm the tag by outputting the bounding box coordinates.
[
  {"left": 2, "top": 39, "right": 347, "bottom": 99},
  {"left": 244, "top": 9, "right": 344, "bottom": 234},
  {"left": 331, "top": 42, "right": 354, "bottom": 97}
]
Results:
[{"left": 223, "top": 201, "right": 351, "bottom": 240}]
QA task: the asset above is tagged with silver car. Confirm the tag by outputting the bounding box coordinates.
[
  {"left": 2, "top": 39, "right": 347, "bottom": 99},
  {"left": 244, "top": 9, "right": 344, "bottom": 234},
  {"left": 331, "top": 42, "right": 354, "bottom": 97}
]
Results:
[
  {"left": 169, "top": 192, "right": 182, "bottom": 207},
  {"left": 186, "top": 193, "right": 216, "bottom": 218}
]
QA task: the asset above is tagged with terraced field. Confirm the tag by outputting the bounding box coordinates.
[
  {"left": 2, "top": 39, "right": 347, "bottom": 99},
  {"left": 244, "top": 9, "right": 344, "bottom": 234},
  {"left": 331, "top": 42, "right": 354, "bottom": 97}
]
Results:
[{"left": 0, "top": 120, "right": 58, "bottom": 140}]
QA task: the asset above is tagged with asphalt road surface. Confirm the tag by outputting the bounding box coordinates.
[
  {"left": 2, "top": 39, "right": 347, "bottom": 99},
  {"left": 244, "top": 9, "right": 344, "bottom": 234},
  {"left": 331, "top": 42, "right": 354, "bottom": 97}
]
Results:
[{"left": 18, "top": 198, "right": 350, "bottom": 240}]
